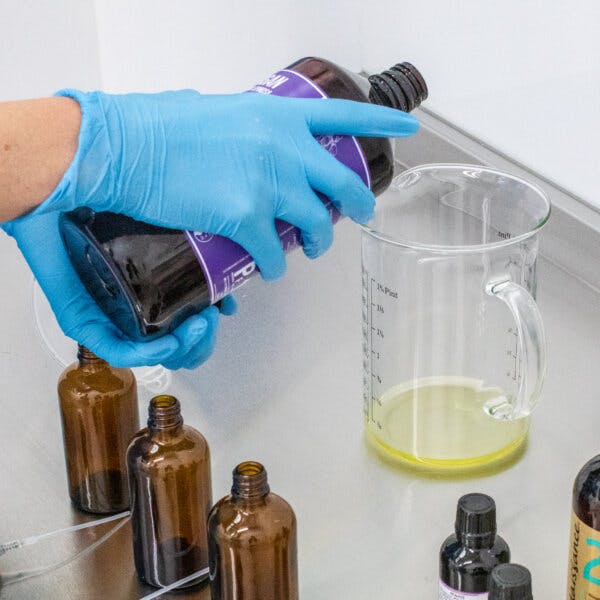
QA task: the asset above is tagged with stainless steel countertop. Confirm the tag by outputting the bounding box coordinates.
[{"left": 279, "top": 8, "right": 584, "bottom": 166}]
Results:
[{"left": 2, "top": 116, "right": 599, "bottom": 598}]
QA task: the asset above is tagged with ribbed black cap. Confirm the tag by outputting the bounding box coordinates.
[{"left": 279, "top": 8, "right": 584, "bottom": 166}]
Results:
[
  {"left": 455, "top": 493, "right": 497, "bottom": 547},
  {"left": 489, "top": 564, "right": 533, "bottom": 600},
  {"left": 368, "top": 61, "right": 428, "bottom": 112}
]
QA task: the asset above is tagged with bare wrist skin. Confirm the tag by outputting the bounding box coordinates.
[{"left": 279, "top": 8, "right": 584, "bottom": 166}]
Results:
[{"left": 0, "top": 96, "right": 81, "bottom": 222}]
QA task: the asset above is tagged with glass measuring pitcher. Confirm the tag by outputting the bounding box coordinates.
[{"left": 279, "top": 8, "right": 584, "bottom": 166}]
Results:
[{"left": 361, "top": 164, "right": 550, "bottom": 473}]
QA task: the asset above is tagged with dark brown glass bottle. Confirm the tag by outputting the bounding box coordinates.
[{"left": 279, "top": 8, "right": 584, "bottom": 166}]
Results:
[
  {"left": 567, "top": 455, "right": 600, "bottom": 599},
  {"left": 127, "top": 395, "right": 212, "bottom": 588},
  {"left": 207, "top": 462, "right": 298, "bottom": 600},
  {"left": 57, "top": 344, "right": 139, "bottom": 514},
  {"left": 59, "top": 58, "right": 427, "bottom": 341},
  {"left": 440, "top": 494, "right": 510, "bottom": 598}
]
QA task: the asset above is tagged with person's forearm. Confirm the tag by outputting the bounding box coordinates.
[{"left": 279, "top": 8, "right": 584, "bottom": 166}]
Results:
[{"left": 0, "top": 97, "right": 81, "bottom": 222}]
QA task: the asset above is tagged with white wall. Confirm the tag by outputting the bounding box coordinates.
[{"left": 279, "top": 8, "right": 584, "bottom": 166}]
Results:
[
  {"left": 358, "top": 0, "right": 600, "bottom": 206},
  {"left": 0, "top": 0, "right": 101, "bottom": 100},
  {"left": 3, "top": 2, "right": 596, "bottom": 207},
  {"left": 92, "top": 0, "right": 600, "bottom": 205},
  {"left": 93, "top": 0, "right": 363, "bottom": 93}
]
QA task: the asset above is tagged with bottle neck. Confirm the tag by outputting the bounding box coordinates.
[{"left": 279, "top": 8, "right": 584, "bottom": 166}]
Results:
[
  {"left": 342, "top": 67, "right": 372, "bottom": 98},
  {"left": 148, "top": 395, "right": 183, "bottom": 431},
  {"left": 231, "top": 462, "right": 270, "bottom": 500},
  {"left": 77, "top": 344, "right": 107, "bottom": 368},
  {"left": 456, "top": 531, "right": 496, "bottom": 550}
]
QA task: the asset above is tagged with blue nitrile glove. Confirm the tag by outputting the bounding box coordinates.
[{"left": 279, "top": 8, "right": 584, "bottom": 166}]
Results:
[
  {"left": 4, "top": 211, "right": 236, "bottom": 369},
  {"left": 30, "top": 90, "right": 418, "bottom": 270},
  {"left": 3, "top": 91, "right": 418, "bottom": 368}
]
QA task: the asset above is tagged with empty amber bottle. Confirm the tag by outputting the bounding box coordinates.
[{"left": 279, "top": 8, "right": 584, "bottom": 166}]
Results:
[
  {"left": 58, "top": 344, "right": 138, "bottom": 514},
  {"left": 208, "top": 462, "right": 298, "bottom": 600},
  {"left": 127, "top": 395, "right": 212, "bottom": 588}
]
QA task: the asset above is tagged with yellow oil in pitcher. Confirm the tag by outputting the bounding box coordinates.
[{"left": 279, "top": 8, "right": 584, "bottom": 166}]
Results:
[{"left": 365, "top": 376, "right": 529, "bottom": 474}]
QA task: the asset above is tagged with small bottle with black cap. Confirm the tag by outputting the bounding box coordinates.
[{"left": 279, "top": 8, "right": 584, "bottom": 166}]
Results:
[
  {"left": 439, "top": 493, "right": 511, "bottom": 599},
  {"left": 489, "top": 564, "right": 533, "bottom": 600}
]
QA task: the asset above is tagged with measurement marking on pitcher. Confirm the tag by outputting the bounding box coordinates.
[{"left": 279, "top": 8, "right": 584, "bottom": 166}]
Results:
[
  {"left": 507, "top": 328, "right": 523, "bottom": 383},
  {"left": 369, "top": 277, "right": 375, "bottom": 423},
  {"left": 367, "top": 276, "right": 394, "bottom": 430}
]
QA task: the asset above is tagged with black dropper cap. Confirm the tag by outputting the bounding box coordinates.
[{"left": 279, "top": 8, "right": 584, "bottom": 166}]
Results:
[
  {"left": 455, "top": 493, "right": 497, "bottom": 548},
  {"left": 368, "top": 62, "right": 428, "bottom": 112},
  {"left": 489, "top": 564, "right": 533, "bottom": 600}
]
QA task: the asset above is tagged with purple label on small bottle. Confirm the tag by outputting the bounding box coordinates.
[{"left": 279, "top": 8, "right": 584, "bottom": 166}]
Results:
[{"left": 185, "top": 69, "right": 370, "bottom": 303}]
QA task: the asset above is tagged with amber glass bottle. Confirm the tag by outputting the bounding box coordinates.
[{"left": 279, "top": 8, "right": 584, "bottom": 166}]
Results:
[
  {"left": 127, "top": 395, "right": 212, "bottom": 588},
  {"left": 57, "top": 344, "right": 138, "bottom": 514},
  {"left": 207, "top": 462, "right": 298, "bottom": 600},
  {"left": 567, "top": 455, "right": 600, "bottom": 599},
  {"left": 59, "top": 57, "right": 427, "bottom": 341}
]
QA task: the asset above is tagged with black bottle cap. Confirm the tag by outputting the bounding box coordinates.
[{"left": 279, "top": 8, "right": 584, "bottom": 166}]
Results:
[
  {"left": 489, "top": 564, "right": 533, "bottom": 600},
  {"left": 455, "top": 493, "right": 497, "bottom": 546},
  {"left": 394, "top": 62, "right": 428, "bottom": 101},
  {"left": 368, "top": 61, "right": 427, "bottom": 112},
  {"left": 370, "top": 73, "right": 408, "bottom": 112},
  {"left": 382, "top": 68, "right": 416, "bottom": 112}
]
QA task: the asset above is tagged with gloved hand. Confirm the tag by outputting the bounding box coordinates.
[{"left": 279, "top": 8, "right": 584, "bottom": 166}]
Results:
[
  {"left": 3, "top": 90, "right": 418, "bottom": 368},
  {"left": 5, "top": 211, "right": 236, "bottom": 369},
  {"left": 24, "top": 90, "right": 418, "bottom": 273}
]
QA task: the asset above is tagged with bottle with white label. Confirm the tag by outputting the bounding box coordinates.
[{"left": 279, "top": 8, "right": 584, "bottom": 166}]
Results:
[
  {"left": 567, "top": 454, "right": 600, "bottom": 599},
  {"left": 439, "top": 494, "right": 510, "bottom": 599},
  {"left": 59, "top": 57, "right": 427, "bottom": 341},
  {"left": 489, "top": 564, "right": 533, "bottom": 599}
]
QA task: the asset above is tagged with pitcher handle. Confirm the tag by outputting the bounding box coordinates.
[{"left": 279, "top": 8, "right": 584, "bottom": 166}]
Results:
[{"left": 485, "top": 280, "right": 547, "bottom": 420}]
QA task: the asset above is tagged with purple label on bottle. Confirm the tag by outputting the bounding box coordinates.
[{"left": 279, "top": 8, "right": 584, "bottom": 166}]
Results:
[{"left": 185, "top": 69, "right": 371, "bottom": 303}]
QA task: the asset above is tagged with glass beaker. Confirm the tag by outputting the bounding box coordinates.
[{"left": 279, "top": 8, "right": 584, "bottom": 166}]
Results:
[{"left": 361, "top": 164, "right": 550, "bottom": 473}]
